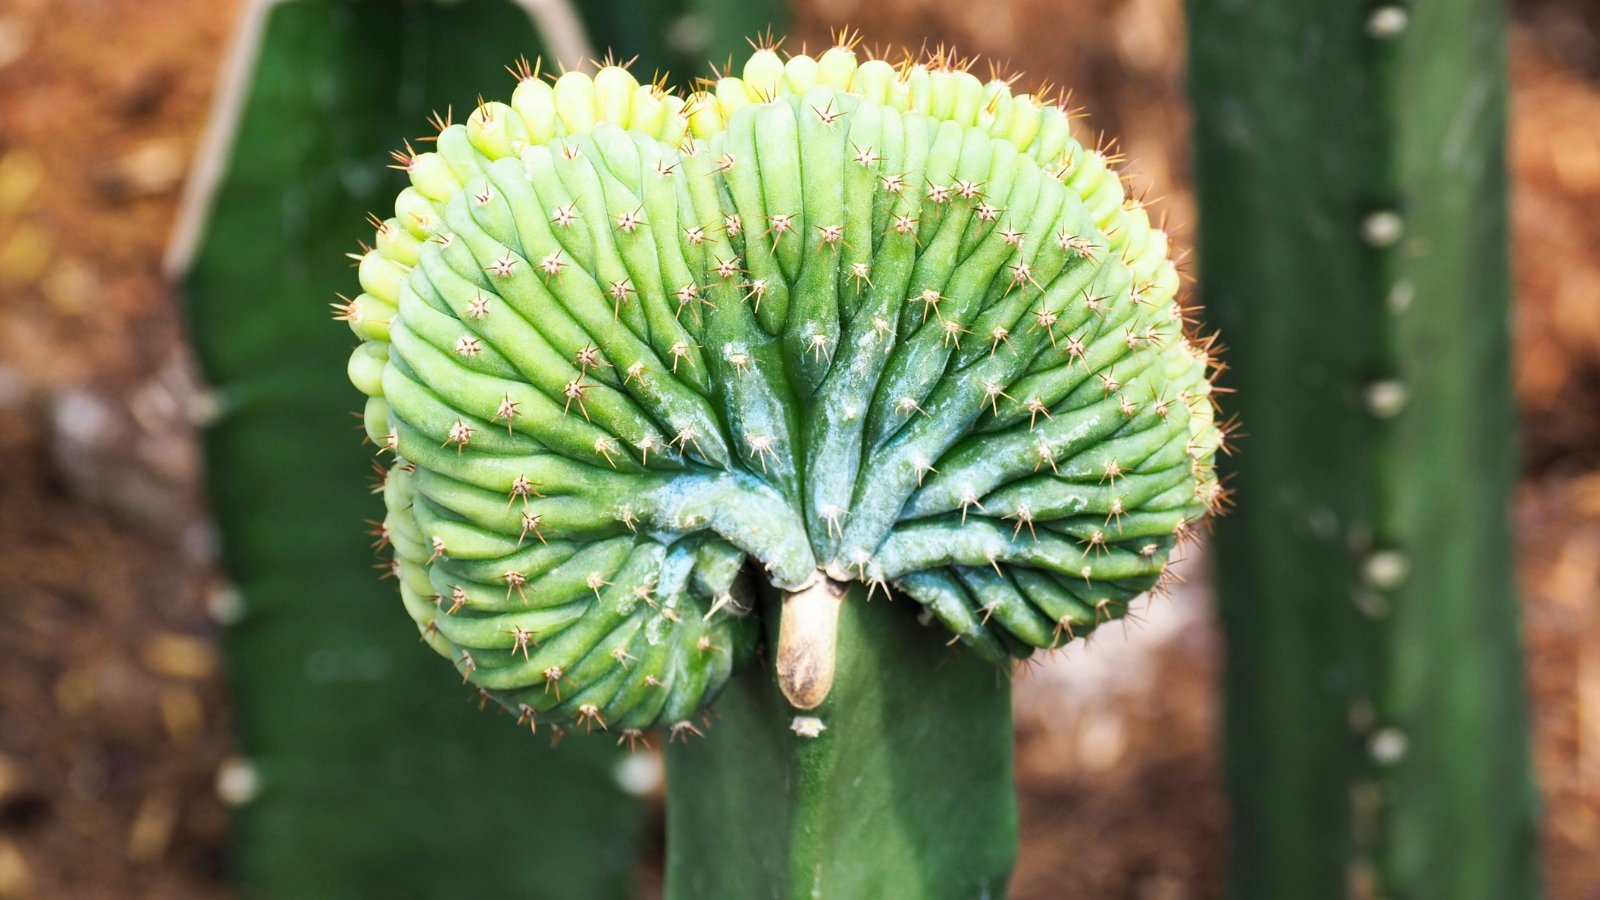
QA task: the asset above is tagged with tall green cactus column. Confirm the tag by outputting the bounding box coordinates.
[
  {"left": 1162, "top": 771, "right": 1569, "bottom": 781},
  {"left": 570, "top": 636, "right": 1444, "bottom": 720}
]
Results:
[
  {"left": 1187, "top": 2, "right": 1539, "bottom": 897},
  {"left": 175, "top": 2, "right": 643, "bottom": 895}
]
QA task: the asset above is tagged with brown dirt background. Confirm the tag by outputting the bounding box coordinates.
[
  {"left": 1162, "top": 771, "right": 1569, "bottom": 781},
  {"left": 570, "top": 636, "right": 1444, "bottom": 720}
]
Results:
[{"left": 0, "top": 0, "right": 1597, "bottom": 896}]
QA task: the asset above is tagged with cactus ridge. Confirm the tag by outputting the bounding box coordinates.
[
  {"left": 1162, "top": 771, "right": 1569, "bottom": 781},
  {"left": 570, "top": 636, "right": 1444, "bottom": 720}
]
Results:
[{"left": 342, "top": 41, "right": 1224, "bottom": 732}]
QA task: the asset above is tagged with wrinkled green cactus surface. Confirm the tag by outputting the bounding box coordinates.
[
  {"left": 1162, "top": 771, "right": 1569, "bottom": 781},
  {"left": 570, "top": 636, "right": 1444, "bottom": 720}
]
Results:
[{"left": 340, "top": 36, "right": 1224, "bottom": 741}]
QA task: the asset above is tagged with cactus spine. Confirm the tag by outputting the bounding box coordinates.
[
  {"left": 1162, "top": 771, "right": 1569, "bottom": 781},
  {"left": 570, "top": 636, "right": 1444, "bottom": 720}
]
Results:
[
  {"left": 577, "top": 0, "right": 787, "bottom": 80},
  {"left": 342, "top": 31, "right": 1222, "bottom": 890},
  {"left": 1187, "top": 1, "right": 1538, "bottom": 896},
  {"left": 178, "top": 2, "right": 644, "bottom": 895}
]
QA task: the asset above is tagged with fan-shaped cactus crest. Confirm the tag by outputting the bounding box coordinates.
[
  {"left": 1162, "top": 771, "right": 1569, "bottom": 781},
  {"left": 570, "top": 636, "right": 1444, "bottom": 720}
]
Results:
[{"left": 339, "top": 33, "right": 1226, "bottom": 739}]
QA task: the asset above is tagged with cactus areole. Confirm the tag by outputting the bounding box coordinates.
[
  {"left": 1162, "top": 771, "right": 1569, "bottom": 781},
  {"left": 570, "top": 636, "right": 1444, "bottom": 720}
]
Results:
[{"left": 340, "top": 31, "right": 1224, "bottom": 892}]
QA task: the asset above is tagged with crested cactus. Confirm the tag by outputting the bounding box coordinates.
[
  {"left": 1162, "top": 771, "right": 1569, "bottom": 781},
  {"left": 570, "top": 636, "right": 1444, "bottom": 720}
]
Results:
[
  {"left": 340, "top": 30, "right": 1225, "bottom": 889},
  {"left": 1188, "top": 1, "right": 1538, "bottom": 897}
]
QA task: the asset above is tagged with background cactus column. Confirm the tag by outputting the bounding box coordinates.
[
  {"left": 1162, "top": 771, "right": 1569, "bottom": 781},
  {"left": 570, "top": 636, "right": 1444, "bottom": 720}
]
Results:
[
  {"left": 174, "top": 1, "right": 644, "bottom": 895},
  {"left": 1187, "top": 1, "right": 1540, "bottom": 897}
]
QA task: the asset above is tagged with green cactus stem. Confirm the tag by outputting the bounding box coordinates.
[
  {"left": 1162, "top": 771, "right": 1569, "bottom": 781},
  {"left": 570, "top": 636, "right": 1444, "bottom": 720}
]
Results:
[
  {"left": 340, "top": 32, "right": 1224, "bottom": 891},
  {"left": 177, "top": 1, "right": 644, "bottom": 895},
  {"left": 665, "top": 578, "right": 1016, "bottom": 898},
  {"left": 1187, "top": 1, "right": 1538, "bottom": 897}
]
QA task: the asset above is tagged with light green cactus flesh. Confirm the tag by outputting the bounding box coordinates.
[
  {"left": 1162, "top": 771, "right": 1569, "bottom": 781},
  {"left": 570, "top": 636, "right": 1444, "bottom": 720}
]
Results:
[{"left": 340, "top": 40, "right": 1224, "bottom": 736}]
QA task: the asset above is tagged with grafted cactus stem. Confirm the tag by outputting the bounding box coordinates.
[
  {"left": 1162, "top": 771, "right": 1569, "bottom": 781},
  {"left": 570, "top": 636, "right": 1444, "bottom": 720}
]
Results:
[
  {"left": 667, "top": 579, "right": 1016, "bottom": 898},
  {"left": 337, "top": 29, "right": 1224, "bottom": 893}
]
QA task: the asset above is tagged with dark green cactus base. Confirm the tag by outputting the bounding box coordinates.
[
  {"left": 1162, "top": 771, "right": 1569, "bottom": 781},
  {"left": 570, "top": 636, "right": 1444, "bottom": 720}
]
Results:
[
  {"left": 1188, "top": 1, "right": 1539, "bottom": 897},
  {"left": 181, "top": 1, "right": 643, "bottom": 895},
  {"left": 664, "top": 582, "right": 1017, "bottom": 900}
]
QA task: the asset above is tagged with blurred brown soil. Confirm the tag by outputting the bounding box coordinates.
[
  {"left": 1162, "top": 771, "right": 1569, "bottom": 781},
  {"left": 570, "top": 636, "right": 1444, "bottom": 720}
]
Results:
[
  {"left": 0, "top": 0, "right": 1594, "bottom": 897},
  {"left": 0, "top": 0, "right": 236, "bottom": 896}
]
